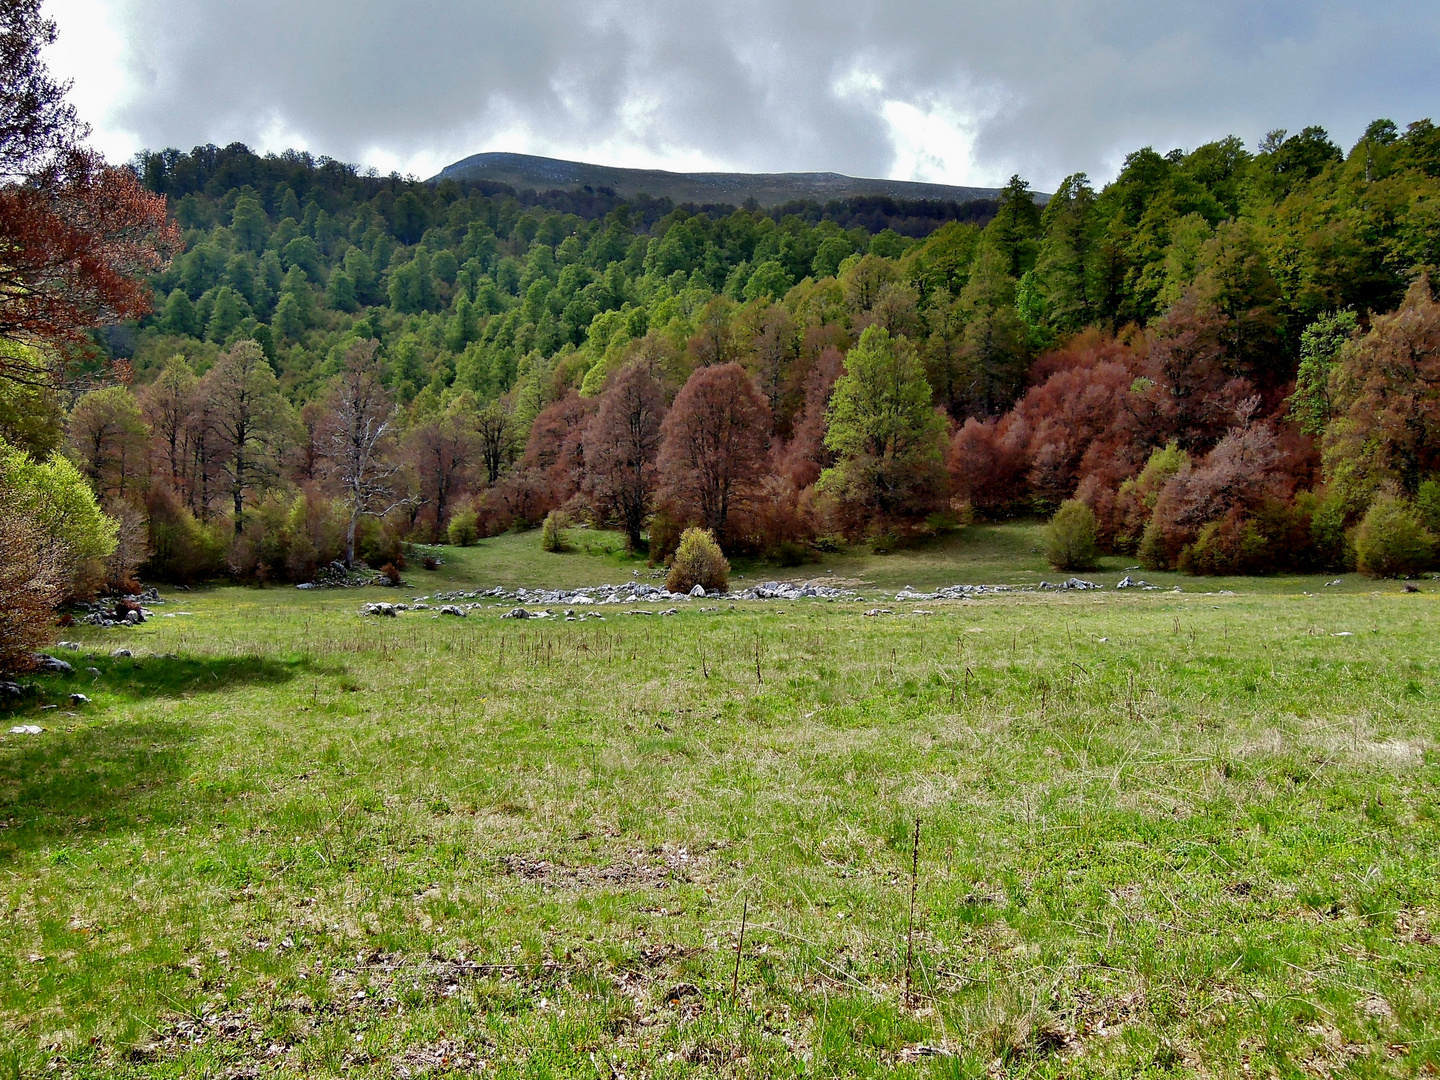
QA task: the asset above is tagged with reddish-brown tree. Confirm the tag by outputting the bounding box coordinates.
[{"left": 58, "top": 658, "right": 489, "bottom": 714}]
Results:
[
  {"left": 776, "top": 345, "right": 844, "bottom": 490},
  {"left": 948, "top": 414, "right": 1029, "bottom": 512},
  {"left": 404, "top": 404, "right": 478, "bottom": 535},
  {"left": 0, "top": 150, "right": 179, "bottom": 383},
  {"left": 658, "top": 363, "right": 772, "bottom": 542},
  {"left": 584, "top": 361, "right": 666, "bottom": 549},
  {"left": 0, "top": 2, "right": 180, "bottom": 385},
  {"left": 521, "top": 390, "right": 595, "bottom": 504},
  {"left": 140, "top": 354, "right": 196, "bottom": 488},
  {"left": 1141, "top": 423, "right": 1292, "bottom": 568}
]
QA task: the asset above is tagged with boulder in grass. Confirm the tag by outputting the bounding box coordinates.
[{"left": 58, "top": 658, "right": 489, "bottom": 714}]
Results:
[
  {"left": 34, "top": 655, "right": 72, "bottom": 674},
  {"left": 439, "top": 605, "right": 467, "bottom": 617},
  {"left": 362, "top": 603, "right": 398, "bottom": 618}
]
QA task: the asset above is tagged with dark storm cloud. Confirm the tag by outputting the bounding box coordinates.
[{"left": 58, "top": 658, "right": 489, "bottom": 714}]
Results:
[{"left": 102, "top": 0, "right": 1440, "bottom": 187}]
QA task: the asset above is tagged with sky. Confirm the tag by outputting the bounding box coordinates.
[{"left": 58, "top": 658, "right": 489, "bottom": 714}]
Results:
[{"left": 44, "top": 0, "right": 1440, "bottom": 191}]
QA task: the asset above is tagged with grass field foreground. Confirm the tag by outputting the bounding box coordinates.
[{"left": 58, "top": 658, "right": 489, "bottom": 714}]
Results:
[{"left": 1, "top": 532, "right": 1437, "bottom": 1077}]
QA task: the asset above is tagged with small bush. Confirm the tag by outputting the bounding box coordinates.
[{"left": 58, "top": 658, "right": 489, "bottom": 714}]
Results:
[
  {"left": 1044, "top": 499, "right": 1099, "bottom": 571},
  {"left": 540, "top": 511, "right": 571, "bottom": 553},
  {"left": 1355, "top": 492, "right": 1434, "bottom": 577},
  {"left": 378, "top": 562, "right": 402, "bottom": 586},
  {"left": 422, "top": 555, "right": 439, "bottom": 571},
  {"left": 665, "top": 527, "right": 729, "bottom": 595},
  {"left": 447, "top": 510, "right": 480, "bottom": 547}
]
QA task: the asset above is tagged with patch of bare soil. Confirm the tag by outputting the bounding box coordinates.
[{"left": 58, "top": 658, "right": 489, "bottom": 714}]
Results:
[{"left": 502, "top": 845, "right": 702, "bottom": 890}]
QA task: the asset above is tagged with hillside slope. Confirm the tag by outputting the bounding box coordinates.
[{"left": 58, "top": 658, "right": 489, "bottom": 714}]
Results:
[{"left": 433, "top": 151, "right": 1006, "bottom": 207}]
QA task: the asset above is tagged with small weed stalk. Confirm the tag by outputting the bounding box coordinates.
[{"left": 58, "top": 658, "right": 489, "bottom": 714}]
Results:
[
  {"left": 731, "top": 896, "right": 748, "bottom": 1005},
  {"left": 904, "top": 815, "right": 921, "bottom": 1009},
  {"left": 754, "top": 636, "right": 763, "bottom": 685}
]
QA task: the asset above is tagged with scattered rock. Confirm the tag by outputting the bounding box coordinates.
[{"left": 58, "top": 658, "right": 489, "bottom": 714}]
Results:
[
  {"left": 8, "top": 725, "right": 42, "bottom": 735},
  {"left": 1039, "top": 577, "right": 1103, "bottom": 591},
  {"left": 689, "top": 585, "right": 706, "bottom": 597},
  {"left": 33, "top": 654, "right": 72, "bottom": 674},
  {"left": 69, "top": 693, "right": 90, "bottom": 706},
  {"left": 362, "top": 603, "right": 398, "bottom": 618},
  {"left": 438, "top": 605, "right": 467, "bottom": 617},
  {"left": 501, "top": 608, "right": 534, "bottom": 619},
  {"left": 1403, "top": 583, "right": 1420, "bottom": 593},
  {"left": 111, "top": 648, "right": 132, "bottom": 658},
  {"left": 1, "top": 682, "right": 28, "bottom": 701},
  {"left": 863, "top": 608, "right": 894, "bottom": 617},
  {"left": 56, "top": 641, "right": 82, "bottom": 650}
]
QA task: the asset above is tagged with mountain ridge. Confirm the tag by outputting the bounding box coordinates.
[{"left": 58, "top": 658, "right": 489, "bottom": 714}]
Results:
[{"left": 433, "top": 151, "right": 1009, "bottom": 208}]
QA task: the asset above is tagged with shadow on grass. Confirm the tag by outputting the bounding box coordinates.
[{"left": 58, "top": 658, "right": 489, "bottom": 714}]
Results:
[
  {"left": 2, "top": 652, "right": 334, "bottom": 715},
  {"left": 0, "top": 654, "right": 335, "bottom": 856},
  {"left": 0, "top": 719, "right": 195, "bottom": 856}
]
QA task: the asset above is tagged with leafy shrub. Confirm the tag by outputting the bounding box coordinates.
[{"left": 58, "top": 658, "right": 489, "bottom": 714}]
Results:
[
  {"left": 1178, "top": 512, "right": 1270, "bottom": 575},
  {"left": 1044, "top": 499, "right": 1099, "bottom": 571},
  {"left": 447, "top": 510, "right": 480, "bottom": 546},
  {"left": 772, "top": 540, "right": 814, "bottom": 567},
  {"left": 1309, "top": 488, "right": 1354, "bottom": 571},
  {"left": 378, "top": 562, "right": 402, "bottom": 586},
  {"left": 144, "top": 484, "right": 226, "bottom": 584},
  {"left": 0, "top": 511, "right": 62, "bottom": 673},
  {"left": 540, "top": 511, "right": 571, "bottom": 553},
  {"left": 1415, "top": 478, "right": 1440, "bottom": 534},
  {"left": 1355, "top": 492, "right": 1434, "bottom": 577},
  {"left": 665, "top": 527, "right": 729, "bottom": 594},
  {"left": 0, "top": 436, "right": 116, "bottom": 599}
]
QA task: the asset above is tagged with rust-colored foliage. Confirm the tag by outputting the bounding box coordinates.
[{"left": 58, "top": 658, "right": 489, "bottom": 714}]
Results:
[
  {"left": 584, "top": 361, "right": 666, "bottom": 550},
  {"left": 1325, "top": 276, "right": 1440, "bottom": 494},
  {"left": 0, "top": 149, "right": 180, "bottom": 380},
  {"left": 658, "top": 362, "right": 772, "bottom": 542}
]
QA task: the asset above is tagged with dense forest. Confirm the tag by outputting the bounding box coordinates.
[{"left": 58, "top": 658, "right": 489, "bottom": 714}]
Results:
[{"left": 12, "top": 116, "right": 1440, "bottom": 594}]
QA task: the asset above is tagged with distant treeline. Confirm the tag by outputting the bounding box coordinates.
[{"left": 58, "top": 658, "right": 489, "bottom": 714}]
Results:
[{"left": 11, "top": 117, "right": 1440, "bottom": 592}]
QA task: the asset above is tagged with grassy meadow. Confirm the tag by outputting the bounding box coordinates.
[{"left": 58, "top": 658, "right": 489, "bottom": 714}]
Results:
[{"left": 1, "top": 522, "right": 1437, "bottom": 1078}]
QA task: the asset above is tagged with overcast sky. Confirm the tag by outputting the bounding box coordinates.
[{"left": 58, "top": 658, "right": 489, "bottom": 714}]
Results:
[{"left": 45, "top": 0, "right": 1440, "bottom": 190}]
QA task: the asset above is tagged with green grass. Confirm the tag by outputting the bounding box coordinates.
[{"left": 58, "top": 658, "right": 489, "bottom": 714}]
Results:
[{"left": 1, "top": 524, "right": 1436, "bottom": 1077}]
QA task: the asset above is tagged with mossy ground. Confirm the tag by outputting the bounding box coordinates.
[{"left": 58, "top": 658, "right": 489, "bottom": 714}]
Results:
[{"left": 1, "top": 524, "right": 1435, "bottom": 1077}]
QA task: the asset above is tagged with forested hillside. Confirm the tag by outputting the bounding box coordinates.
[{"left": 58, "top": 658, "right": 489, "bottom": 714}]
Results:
[{"left": 16, "top": 119, "right": 1440, "bottom": 588}]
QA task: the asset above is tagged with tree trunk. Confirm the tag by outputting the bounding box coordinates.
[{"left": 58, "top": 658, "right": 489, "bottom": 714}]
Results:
[{"left": 346, "top": 507, "right": 360, "bottom": 567}]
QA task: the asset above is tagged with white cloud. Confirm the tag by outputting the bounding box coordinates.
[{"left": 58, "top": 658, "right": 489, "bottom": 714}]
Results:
[{"left": 36, "top": 0, "right": 1440, "bottom": 191}]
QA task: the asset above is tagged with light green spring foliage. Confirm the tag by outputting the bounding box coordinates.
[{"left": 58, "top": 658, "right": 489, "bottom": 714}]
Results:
[
  {"left": 0, "top": 436, "right": 117, "bottom": 580},
  {"left": 664, "top": 526, "right": 729, "bottom": 594},
  {"left": 1354, "top": 490, "right": 1434, "bottom": 577},
  {"left": 446, "top": 510, "right": 480, "bottom": 546},
  {"left": 1044, "top": 498, "right": 1099, "bottom": 570},
  {"left": 540, "top": 510, "right": 571, "bottom": 553},
  {"left": 824, "top": 326, "right": 943, "bottom": 464},
  {"left": 1289, "top": 309, "right": 1359, "bottom": 436}
]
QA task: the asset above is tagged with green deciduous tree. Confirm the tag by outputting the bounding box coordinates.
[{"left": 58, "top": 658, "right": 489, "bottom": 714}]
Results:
[{"left": 823, "top": 326, "right": 946, "bottom": 521}]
